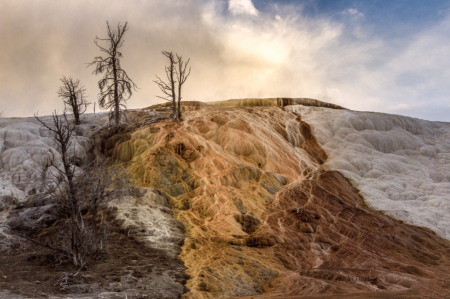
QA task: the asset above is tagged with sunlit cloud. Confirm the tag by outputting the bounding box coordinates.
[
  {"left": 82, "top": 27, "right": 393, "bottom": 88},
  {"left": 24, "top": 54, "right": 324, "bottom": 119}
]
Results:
[
  {"left": 0, "top": 0, "right": 449, "bottom": 121},
  {"left": 228, "top": 0, "right": 259, "bottom": 16},
  {"left": 389, "top": 103, "right": 411, "bottom": 111}
]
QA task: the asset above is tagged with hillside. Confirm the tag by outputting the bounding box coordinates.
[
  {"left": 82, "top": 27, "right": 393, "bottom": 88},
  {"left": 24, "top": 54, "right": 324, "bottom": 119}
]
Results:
[{"left": 0, "top": 101, "right": 450, "bottom": 298}]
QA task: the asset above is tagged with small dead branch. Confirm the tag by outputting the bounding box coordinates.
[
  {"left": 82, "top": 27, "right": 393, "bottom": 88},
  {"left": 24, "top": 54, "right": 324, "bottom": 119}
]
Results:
[{"left": 15, "top": 232, "right": 69, "bottom": 255}]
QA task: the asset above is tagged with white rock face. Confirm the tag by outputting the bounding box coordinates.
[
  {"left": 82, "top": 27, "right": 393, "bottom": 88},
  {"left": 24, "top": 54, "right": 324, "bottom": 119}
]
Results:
[
  {"left": 0, "top": 114, "right": 109, "bottom": 247},
  {"left": 2, "top": 107, "right": 450, "bottom": 246},
  {"left": 0, "top": 112, "right": 186, "bottom": 262},
  {"left": 109, "top": 187, "right": 184, "bottom": 259},
  {"left": 0, "top": 118, "right": 92, "bottom": 201},
  {"left": 288, "top": 105, "right": 450, "bottom": 239}
]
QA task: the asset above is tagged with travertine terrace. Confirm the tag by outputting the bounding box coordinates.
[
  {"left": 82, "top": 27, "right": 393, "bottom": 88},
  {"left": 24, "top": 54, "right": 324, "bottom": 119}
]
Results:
[
  {"left": 103, "top": 101, "right": 450, "bottom": 298},
  {"left": 1, "top": 100, "right": 450, "bottom": 298}
]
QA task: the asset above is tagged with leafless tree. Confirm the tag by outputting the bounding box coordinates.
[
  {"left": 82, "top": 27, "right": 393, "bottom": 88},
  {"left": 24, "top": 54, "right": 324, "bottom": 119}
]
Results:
[
  {"left": 154, "top": 51, "right": 177, "bottom": 118},
  {"left": 175, "top": 54, "right": 191, "bottom": 119},
  {"left": 80, "top": 161, "right": 120, "bottom": 252},
  {"left": 33, "top": 111, "right": 86, "bottom": 265},
  {"left": 154, "top": 52, "right": 191, "bottom": 120},
  {"left": 88, "top": 21, "right": 137, "bottom": 131},
  {"left": 9, "top": 111, "right": 118, "bottom": 267},
  {"left": 57, "top": 76, "right": 90, "bottom": 125}
]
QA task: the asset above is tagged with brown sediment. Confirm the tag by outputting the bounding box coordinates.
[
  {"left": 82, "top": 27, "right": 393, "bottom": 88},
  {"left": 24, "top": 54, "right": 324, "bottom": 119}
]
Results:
[
  {"left": 250, "top": 170, "right": 450, "bottom": 297},
  {"left": 294, "top": 113, "right": 328, "bottom": 164}
]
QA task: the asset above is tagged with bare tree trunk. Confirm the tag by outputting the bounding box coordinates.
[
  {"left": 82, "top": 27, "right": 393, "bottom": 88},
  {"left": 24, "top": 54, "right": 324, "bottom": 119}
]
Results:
[
  {"left": 177, "top": 84, "right": 182, "bottom": 119},
  {"left": 61, "top": 150, "right": 84, "bottom": 231},
  {"left": 154, "top": 51, "right": 178, "bottom": 118},
  {"left": 175, "top": 55, "right": 191, "bottom": 120},
  {"left": 72, "top": 95, "right": 80, "bottom": 124},
  {"left": 92, "top": 201, "right": 98, "bottom": 252},
  {"left": 113, "top": 56, "right": 120, "bottom": 130},
  {"left": 169, "top": 56, "right": 176, "bottom": 118}
]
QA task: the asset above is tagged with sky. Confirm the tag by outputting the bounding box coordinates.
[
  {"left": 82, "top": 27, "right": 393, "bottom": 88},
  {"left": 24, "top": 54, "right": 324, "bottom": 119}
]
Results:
[{"left": 0, "top": 0, "right": 450, "bottom": 121}]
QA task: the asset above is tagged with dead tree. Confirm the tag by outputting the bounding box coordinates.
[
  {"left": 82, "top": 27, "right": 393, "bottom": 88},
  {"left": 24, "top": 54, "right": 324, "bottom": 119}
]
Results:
[
  {"left": 154, "top": 51, "right": 177, "bottom": 118},
  {"left": 7, "top": 113, "right": 120, "bottom": 267},
  {"left": 81, "top": 161, "right": 119, "bottom": 252},
  {"left": 89, "top": 21, "right": 137, "bottom": 131},
  {"left": 57, "top": 76, "right": 90, "bottom": 125},
  {"left": 34, "top": 111, "right": 86, "bottom": 265},
  {"left": 175, "top": 54, "right": 191, "bottom": 119}
]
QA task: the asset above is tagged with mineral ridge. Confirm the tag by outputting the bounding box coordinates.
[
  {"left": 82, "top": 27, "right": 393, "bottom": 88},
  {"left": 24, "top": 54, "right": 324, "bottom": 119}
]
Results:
[{"left": 0, "top": 101, "right": 450, "bottom": 298}]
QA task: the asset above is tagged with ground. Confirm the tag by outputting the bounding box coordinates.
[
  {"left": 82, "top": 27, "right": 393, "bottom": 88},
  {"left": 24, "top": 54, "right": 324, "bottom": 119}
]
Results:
[{"left": 0, "top": 220, "right": 187, "bottom": 299}]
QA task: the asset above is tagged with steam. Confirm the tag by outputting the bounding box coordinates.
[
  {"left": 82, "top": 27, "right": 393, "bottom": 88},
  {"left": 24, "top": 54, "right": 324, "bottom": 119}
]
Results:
[
  {"left": 0, "top": 0, "right": 449, "bottom": 121},
  {"left": 228, "top": 0, "right": 259, "bottom": 16}
]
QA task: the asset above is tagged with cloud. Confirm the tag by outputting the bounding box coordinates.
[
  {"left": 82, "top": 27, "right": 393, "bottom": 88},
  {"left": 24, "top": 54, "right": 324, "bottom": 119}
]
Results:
[
  {"left": 0, "top": 0, "right": 449, "bottom": 121},
  {"left": 342, "top": 8, "right": 364, "bottom": 17},
  {"left": 389, "top": 104, "right": 411, "bottom": 111},
  {"left": 228, "top": 0, "right": 259, "bottom": 16},
  {"left": 438, "top": 8, "right": 450, "bottom": 15}
]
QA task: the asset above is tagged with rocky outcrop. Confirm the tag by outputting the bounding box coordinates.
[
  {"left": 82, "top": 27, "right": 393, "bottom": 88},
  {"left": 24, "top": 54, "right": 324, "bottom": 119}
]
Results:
[
  {"left": 0, "top": 112, "right": 188, "bottom": 299},
  {"left": 99, "top": 104, "right": 450, "bottom": 298},
  {"left": 144, "top": 98, "right": 346, "bottom": 111},
  {"left": 0, "top": 115, "right": 99, "bottom": 255},
  {"left": 257, "top": 170, "right": 450, "bottom": 296},
  {"left": 2, "top": 103, "right": 450, "bottom": 299},
  {"left": 212, "top": 98, "right": 346, "bottom": 109},
  {"left": 290, "top": 105, "right": 450, "bottom": 240}
]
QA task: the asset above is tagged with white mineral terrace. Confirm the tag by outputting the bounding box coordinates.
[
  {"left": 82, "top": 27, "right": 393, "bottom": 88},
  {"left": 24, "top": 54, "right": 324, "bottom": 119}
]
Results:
[
  {"left": 1, "top": 106, "right": 450, "bottom": 242},
  {"left": 289, "top": 105, "right": 450, "bottom": 239}
]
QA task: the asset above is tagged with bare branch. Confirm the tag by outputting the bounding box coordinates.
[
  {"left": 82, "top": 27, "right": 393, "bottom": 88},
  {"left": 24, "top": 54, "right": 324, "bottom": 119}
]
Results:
[
  {"left": 155, "top": 51, "right": 177, "bottom": 118},
  {"left": 15, "top": 232, "right": 69, "bottom": 255}
]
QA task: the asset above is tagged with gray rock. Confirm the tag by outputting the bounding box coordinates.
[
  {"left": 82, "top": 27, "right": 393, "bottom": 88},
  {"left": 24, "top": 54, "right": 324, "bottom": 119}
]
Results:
[
  {"left": 0, "top": 195, "right": 17, "bottom": 212},
  {"left": 4, "top": 203, "right": 66, "bottom": 233},
  {"left": 231, "top": 245, "right": 242, "bottom": 251}
]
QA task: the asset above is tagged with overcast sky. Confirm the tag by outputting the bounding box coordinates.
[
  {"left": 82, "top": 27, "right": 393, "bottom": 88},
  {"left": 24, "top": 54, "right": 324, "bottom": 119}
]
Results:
[{"left": 1, "top": 0, "right": 450, "bottom": 121}]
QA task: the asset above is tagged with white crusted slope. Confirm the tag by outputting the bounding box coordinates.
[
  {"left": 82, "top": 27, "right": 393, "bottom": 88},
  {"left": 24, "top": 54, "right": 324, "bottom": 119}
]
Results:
[
  {"left": 0, "top": 114, "right": 110, "bottom": 246},
  {"left": 0, "top": 118, "right": 94, "bottom": 201},
  {"left": 288, "top": 105, "right": 450, "bottom": 239}
]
